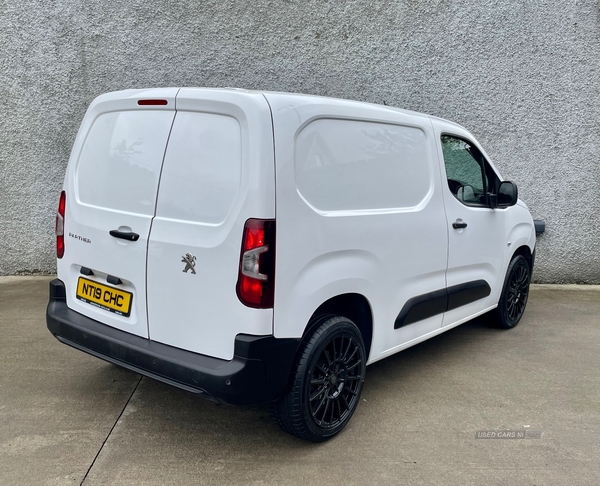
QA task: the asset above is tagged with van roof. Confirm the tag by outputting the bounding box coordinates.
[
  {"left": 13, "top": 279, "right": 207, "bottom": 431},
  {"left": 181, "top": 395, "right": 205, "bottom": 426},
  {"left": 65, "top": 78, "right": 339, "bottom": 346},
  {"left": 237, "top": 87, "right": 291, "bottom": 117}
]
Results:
[
  {"left": 96, "top": 87, "right": 468, "bottom": 131},
  {"left": 205, "top": 88, "right": 469, "bottom": 130},
  {"left": 198, "top": 86, "right": 434, "bottom": 118}
]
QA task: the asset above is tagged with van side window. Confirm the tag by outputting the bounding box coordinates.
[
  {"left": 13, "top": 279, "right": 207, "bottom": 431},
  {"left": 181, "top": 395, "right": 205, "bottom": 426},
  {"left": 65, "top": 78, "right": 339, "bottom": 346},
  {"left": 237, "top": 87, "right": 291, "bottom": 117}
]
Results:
[
  {"left": 441, "top": 135, "right": 493, "bottom": 207},
  {"left": 295, "top": 119, "right": 432, "bottom": 212}
]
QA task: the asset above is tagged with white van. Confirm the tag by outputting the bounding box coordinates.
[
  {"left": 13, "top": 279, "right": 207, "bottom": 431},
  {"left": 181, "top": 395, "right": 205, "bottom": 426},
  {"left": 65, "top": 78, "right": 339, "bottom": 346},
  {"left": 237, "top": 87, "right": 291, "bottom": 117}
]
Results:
[{"left": 47, "top": 88, "right": 536, "bottom": 442}]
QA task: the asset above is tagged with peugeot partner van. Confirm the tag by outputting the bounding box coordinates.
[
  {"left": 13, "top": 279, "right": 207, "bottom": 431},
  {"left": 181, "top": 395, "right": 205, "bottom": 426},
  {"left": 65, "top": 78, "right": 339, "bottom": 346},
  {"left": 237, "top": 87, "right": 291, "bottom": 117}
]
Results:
[{"left": 47, "top": 88, "right": 536, "bottom": 442}]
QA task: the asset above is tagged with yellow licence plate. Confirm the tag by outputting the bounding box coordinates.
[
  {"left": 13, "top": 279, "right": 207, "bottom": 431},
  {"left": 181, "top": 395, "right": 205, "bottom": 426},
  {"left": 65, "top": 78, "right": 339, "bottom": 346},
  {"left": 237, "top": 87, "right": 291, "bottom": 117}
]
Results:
[{"left": 76, "top": 277, "right": 133, "bottom": 317}]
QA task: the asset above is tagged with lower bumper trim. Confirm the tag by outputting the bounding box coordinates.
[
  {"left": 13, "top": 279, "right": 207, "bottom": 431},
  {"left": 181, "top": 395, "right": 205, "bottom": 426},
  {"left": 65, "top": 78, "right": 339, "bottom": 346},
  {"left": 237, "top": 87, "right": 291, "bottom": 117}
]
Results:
[{"left": 46, "top": 279, "right": 299, "bottom": 406}]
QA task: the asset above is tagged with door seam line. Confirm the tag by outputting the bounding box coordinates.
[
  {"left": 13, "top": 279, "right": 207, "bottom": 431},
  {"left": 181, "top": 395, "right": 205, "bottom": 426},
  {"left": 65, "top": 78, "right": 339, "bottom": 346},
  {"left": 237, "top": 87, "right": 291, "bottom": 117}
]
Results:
[{"left": 145, "top": 88, "right": 180, "bottom": 341}]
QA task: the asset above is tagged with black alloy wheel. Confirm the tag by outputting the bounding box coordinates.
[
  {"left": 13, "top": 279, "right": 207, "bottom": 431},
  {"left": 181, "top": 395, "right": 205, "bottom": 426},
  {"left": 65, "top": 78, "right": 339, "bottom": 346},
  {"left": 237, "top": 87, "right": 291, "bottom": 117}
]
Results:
[
  {"left": 269, "top": 315, "right": 366, "bottom": 442},
  {"left": 493, "top": 254, "right": 531, "bottom": 329},
  {"left": 506, "top": 259, "right": 530, "bottom": 322},
  {"left": 307, "top": 330, "right": 363, "bottom": 429}
]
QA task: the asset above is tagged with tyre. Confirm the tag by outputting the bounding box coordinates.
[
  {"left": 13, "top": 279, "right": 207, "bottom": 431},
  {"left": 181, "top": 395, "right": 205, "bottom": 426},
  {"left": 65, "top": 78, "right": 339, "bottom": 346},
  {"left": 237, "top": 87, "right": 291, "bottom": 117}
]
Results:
[
  {"left": 492, "top": 254, "right": 531, "bottom": 329},
  {"left": 269, "top": 315, "right": 367, "bottom": 442}
]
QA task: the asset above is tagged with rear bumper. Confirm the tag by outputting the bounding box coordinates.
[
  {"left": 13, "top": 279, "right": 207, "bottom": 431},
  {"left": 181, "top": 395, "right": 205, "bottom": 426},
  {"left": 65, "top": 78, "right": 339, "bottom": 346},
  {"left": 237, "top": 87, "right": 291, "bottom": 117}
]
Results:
[{"left": 46, "top": 279, "right": 299, "bottom": 406}]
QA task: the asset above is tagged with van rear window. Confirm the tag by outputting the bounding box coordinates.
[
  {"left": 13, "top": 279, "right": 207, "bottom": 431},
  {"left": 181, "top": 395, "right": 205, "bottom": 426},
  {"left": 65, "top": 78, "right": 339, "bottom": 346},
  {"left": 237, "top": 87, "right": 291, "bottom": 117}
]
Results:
[
  {"left": 295, "top": 119, "right": 432, "bottom": 212},
  {"left": 76, "top": 111, "right": 175, "bottom": 215},
  {"left": 153, "top": 112, "right": 242, "bottom": 225}
]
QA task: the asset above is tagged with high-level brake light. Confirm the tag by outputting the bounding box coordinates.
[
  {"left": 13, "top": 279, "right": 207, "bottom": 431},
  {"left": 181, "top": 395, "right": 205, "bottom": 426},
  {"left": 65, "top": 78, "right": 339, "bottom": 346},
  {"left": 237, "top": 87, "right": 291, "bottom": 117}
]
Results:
[{"left": 137, "top": 99, "right": 168, "bottom": 106}]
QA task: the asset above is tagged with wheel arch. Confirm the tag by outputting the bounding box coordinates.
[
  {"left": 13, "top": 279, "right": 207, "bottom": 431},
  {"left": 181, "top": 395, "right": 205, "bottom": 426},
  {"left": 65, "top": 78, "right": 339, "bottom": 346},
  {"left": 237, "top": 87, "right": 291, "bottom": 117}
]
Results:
[
  {"left": 511, "top": 244, "right": 533, "bottom": 271},
  {"left": 304, "top": 293, "right": 374, "bottom": 361}
]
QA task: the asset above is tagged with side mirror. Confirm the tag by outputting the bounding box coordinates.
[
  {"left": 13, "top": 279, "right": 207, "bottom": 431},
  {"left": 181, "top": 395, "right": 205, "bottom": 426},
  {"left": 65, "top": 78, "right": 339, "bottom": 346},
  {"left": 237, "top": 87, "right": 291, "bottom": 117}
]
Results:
[{"left": 497, "top": 181, "right": 518, "bottom": 208}]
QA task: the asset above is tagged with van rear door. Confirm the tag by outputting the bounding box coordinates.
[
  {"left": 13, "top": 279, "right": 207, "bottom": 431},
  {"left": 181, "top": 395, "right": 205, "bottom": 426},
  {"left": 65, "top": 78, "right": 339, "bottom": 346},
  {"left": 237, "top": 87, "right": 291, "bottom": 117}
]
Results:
[
  {"left": 59, "top": 89, "right": 178, "bottom": 338},
  {"left": 146, "top": 89, "right": 275, "bottom": 361}
]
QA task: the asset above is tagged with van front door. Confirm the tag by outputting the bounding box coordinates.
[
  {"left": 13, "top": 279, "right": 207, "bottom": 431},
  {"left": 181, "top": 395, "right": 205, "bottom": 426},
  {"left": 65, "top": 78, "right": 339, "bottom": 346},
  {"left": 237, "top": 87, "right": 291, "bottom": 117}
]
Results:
[{"left": 434, "top": 126, "right": 507, "bottom": 326}]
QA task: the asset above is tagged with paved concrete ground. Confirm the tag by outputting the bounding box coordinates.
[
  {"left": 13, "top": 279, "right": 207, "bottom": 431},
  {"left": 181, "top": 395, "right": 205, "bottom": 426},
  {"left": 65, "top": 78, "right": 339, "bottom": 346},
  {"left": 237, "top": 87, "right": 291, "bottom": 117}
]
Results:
[{"left": 1, "top": 277, "right": 599, "bottom": 485}]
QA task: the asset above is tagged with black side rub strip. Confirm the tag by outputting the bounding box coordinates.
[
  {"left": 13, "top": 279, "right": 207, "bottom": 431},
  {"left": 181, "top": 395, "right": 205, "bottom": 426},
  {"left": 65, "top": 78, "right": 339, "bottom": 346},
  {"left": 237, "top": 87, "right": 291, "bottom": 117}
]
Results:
[
  {"left": 446, "top": 279, "right": 491, "bottom": 311},
  {"left": 394, "top": 280, "right": 491, "bottom": 329},
  {"left": 394, "top": 289, "right": 447, "bottom": 329}
]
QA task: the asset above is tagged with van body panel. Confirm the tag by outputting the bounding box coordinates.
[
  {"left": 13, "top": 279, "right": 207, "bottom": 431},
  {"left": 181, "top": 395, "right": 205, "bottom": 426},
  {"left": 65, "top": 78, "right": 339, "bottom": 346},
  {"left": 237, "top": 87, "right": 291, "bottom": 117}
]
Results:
[
  {"left": 146, "top": 89, "right": 275, "bottom": 360},
  {"left": 506, "top": 218, "right": 537, "bottom": 256},
  {"left": 59, "top": 89, "right": 179, "bottom": 338},
  {"left": 264, "top": 93, "right": 449, "bottom": 362}
]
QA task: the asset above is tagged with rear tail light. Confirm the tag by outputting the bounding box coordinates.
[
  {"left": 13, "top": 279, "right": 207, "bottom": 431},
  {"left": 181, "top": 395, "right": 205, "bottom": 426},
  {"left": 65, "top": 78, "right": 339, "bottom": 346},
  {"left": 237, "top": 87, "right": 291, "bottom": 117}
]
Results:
[
  {"left": 56, "top": 191, "right": 66, "bottom": 259},
  {"left": 236, "top": 219, "right": 276, "bottom": 308}
]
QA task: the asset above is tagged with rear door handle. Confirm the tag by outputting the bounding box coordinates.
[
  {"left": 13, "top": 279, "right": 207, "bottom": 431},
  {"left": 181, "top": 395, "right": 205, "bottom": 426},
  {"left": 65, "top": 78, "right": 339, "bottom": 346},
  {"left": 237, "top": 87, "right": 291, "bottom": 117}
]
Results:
[
  {"left": 109, "top": 230, "right": 140, "bottom": 241},
  {"left": 452, "top": 220, "right": 468, "bottom": 229}
]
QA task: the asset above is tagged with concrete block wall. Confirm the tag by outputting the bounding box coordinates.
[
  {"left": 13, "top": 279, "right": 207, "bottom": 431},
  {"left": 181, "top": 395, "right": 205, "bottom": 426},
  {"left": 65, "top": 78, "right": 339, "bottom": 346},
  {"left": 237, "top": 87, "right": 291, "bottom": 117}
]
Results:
[{"left": 1, "top": 0, "right": 599, "bottom": 282}]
